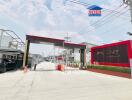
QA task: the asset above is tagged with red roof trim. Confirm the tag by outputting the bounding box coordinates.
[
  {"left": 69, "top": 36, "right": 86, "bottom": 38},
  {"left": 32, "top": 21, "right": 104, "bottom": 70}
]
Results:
[
  {"left": 26, "top": 35, "right": 86, "bottom": 48},
  {"left": 26, "top": 35, "right": 64, "bottom": 42},
  {"left": 91, "top": 40, "right": 131, "bottom": 49}
]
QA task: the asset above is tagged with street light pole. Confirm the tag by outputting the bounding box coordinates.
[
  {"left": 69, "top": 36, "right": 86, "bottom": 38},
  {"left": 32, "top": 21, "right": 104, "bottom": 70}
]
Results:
[{"left": 127, "top": 32, "right": 132, "bottom": 35}]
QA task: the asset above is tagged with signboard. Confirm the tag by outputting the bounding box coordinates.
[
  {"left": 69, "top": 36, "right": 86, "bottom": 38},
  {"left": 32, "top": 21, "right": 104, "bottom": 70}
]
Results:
[
  {"left": 87, "top": 5, "right": 103, "bottom": 16},
  {"left": 92, "top": 44, "right": 129, "bottom": 63}
]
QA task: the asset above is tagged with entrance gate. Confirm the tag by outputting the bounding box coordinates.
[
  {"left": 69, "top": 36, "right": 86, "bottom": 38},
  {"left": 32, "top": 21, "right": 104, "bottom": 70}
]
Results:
[{"left": 23, "top": 35, "right": 86, "bottom": 69}]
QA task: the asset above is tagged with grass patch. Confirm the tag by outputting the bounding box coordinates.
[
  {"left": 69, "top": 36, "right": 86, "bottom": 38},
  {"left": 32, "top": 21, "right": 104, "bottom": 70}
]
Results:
[{"left": 86, "top": 65, "right": 131, "bottom": 74}]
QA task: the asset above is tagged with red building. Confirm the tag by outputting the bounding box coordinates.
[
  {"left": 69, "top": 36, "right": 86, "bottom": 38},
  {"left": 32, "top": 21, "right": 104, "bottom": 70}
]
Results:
[{"left": 91, "top": 40, "right": 132, "bottom": 68}]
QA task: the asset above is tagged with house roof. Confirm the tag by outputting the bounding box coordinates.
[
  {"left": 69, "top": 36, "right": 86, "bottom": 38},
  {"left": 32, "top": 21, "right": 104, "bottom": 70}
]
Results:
[
  {"left": 0, "top": 48, "right": 23, "bottom": 53},
  {"left": 88, "top": 5, "right": 103, "bottom": 10}
]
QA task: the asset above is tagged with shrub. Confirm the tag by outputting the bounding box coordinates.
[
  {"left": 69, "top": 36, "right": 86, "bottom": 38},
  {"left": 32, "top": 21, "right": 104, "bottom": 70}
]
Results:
[{"left": 86, "top": 65, "right": 131, "bottom": 74}]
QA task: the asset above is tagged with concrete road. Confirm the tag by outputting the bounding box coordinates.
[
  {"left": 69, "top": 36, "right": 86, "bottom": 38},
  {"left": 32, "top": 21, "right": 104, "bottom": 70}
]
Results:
[{"left": 0, "top": 62, "right": 132, "bottom": 100}]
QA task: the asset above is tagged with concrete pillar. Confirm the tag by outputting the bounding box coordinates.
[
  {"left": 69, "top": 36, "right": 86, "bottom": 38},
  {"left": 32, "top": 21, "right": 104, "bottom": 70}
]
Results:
[
  {"left": 0, "top": 30, "right": 4, "bottom": 48},
  {"left": 23, "top": 40, "right": 30, "bottom": 67},
  {"left": 80, "top": 48, "right": 86, "bottom": 69}
]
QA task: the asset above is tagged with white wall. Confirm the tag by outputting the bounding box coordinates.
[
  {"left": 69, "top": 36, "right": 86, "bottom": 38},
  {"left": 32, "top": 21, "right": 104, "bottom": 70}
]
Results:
[{"left": 0, "top": 35, "right": 13, "bottom": 48}]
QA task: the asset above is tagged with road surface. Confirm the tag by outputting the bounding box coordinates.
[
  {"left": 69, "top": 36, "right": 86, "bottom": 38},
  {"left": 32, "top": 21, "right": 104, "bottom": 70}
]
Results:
[{"left": 0, "top": 62, "right": 132, "bottom": 100}]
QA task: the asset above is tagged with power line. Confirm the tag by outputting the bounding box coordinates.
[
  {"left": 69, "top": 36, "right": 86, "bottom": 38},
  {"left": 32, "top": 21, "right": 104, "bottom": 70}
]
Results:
[
  {"left": 65, "top": 0, "right": 129, "bottom": 32},
  {"left": 65, "top": 1, "right": 129, "bottom": 32},
  {"left": 65, "top": 0, "right": 130, "bottom": 36},
  {"left": 83, "top": 5, "right": 129, "bottom": 32},
  {"left": 66, "top": 0, "right": 130, "bottom": 16},
  {"left": 66, "top": 0, "right": 90, "bottom": 6},
  {"left": 92, "top": 7, "right": 129, "bottom": 30},
  {"left": 96, "top": 15, "right": 131, "bottom": 37},
  {"left": 79, "top": 7, "right": 129, "bottom": 40},
  {"left": 83, "top": 6, "right": 129, "bottom": 34},
  {"left": 66, "top": 1, "right": 129, "bottom": 20},
  {"left": 93, "top": 6, "right": 129, "bottom": 28},
  {"left": 89, "top": 4, "right": 126, "bottom": 28}
]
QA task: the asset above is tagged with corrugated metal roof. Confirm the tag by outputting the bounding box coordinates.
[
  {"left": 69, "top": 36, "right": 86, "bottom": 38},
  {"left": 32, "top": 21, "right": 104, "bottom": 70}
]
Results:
[{"left": 0, "top": 48, "right": 23, "bottom": 53}]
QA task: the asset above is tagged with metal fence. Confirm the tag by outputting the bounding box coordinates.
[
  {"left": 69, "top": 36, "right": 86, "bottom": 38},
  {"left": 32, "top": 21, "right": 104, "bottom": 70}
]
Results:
[{"left": 0, "top": 29, "right": 25, "bottom": 50}]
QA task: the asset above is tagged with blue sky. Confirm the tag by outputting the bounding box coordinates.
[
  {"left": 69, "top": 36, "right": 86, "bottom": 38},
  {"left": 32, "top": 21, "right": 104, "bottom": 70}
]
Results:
[{"left": 0, "top": 0, "right": 132, "bottom": 55}]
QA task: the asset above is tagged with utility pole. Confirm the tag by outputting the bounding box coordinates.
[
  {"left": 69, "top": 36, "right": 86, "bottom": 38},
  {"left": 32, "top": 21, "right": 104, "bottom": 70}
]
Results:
[
  {"left": 123, "top": 0, "right": 132, "bottom": 22},
  {"left": 64, "top": 33, "right": 71, "bottom": 42},
  {"left": 64, "top": 33, "right": 71, "bottom": 68},
  {"left": 124, "top": 0, "right": 132, "bottom": 78}
]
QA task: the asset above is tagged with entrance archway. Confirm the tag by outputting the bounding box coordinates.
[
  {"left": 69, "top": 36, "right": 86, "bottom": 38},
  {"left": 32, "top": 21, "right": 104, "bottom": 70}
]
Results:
[{"left": 23, "top": 35, "right": 86, "bottom": 69}]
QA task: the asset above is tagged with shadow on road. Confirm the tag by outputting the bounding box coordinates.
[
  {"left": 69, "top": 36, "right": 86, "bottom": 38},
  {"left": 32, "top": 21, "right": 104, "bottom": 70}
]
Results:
[
  {"left": 33, "top": 68, "right": 79, "bottom": 72},
  {"left": 34, "top": 69, "right": 56, "bottom": 72},
  {"left": 0, "top": 69, "right": 18, "bottom": 74}
]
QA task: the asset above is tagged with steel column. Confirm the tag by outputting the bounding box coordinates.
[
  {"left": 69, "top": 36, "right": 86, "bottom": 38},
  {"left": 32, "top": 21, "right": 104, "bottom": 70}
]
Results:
[
  {"left": 23, "top": 40, "right": 30, "bottom": 67},
  {"left": 80, "top": 48, "right": 86, "bottom": 69}
]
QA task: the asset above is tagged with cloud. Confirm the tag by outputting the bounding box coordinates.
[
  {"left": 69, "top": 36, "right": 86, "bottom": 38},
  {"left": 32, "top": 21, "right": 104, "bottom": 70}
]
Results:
[
  {"left": 1, "top": 0, "right": 130, "bottom": 55},
  {"left": 0, "top": 0, "right": 101, "bottom": 44},
  {"left": 3, "top": 0, "right": 129, "bottom": 55}
]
